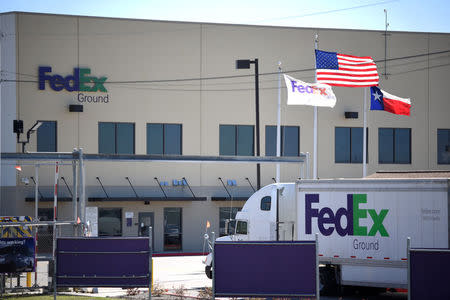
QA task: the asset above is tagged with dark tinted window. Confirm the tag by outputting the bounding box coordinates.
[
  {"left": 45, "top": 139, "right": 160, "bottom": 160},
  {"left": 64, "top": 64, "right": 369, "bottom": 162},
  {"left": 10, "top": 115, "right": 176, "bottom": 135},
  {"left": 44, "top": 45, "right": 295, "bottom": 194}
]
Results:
[
  {"left": 283, "top": 126, "right": 300, "bottom": 156},
  {"left": 147, "top": 124, "right": 163, "bottom": 154},
  {"left": 335, "top": 127, "right": 367, "bottom": 163},
  {"left": 37, "top": 121, "right": 57, "bottom": 152},
  {"left": 219, "top": 125, "right": 236, "bottom": 155},
  {"left": 266, "top": 126, "right": 300, "bottom": 156},
  {"left": 265, "top": 126, "right": 277, "bottom": 156},
  {"left": 147, "top": 123, "right": 182, "bottom": 155},
  {"left": 220, "top": 125, "right": 254, "bottom": 156},
  {"left": 99, "top": 122, "right": 134, "bottom": 154},
  {"left": 437, "top": 129, "right": 450, "bottom": 164},
  {"left": 379, "top": 128, "right": 394, "bottom": 163},
  {"left": 335, "top": 127, "right": 350, "bottom": 163},
  {"left": 98, "top": 122, "right": 115, "bottom": 154},
  {"left": 237, "top": 125, "right": 254, "bottom": 156},
  {"left": 351, "top": 127, "right": 363, "bottom": 163},
  {"left": 98, "top": 208, "right": 122, "bottom": 236},
  {"left": 379, "top": 128, "right": 411, "bottom": 164},
  {"left": 261, "top": 196, "right": 271, "bottom": 211},
  {"left": 164, "top": 124, "right": 182, "bottom": 155},
  {"left": 395, "top": 129, "right": 411, "bottom": 164},
  {"left": 164, "top": 208, "right": 182, "bottom": 251},
  {"left": 116, "top": 123, "right": 135, "bottom": 154}
]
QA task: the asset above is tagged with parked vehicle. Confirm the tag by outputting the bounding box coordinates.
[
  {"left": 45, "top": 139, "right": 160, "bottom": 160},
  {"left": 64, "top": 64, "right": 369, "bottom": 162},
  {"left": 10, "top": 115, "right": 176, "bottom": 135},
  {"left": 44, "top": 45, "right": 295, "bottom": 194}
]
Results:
[{"left": 204, "top": 178, "right": 449, "bottom": 291}]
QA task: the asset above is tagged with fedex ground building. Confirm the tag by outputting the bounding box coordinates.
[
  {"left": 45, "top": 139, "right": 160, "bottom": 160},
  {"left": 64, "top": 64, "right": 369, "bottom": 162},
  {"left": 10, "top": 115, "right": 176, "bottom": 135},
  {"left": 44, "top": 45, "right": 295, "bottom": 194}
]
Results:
[{"left": 1, "top": 12, "right": 449, "bottom": 253}]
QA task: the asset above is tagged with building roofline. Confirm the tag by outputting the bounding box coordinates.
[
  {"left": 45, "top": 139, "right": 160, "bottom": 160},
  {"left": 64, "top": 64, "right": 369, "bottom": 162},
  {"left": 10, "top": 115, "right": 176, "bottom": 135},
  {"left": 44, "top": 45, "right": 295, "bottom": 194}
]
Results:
[
  {"left": 1, "top": 11, "right": 449, "bottom": 35},
  {"left": 366, "top": 170, "right": 450, "bottom": 179}
]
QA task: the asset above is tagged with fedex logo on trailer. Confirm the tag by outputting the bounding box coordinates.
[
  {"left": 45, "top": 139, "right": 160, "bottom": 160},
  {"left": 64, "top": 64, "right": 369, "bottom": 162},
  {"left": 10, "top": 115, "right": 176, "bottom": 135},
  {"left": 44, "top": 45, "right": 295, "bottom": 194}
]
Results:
[
  {"left": 38, "top": 66, "right": 108, "bottom": 92},
  {"left": 305, "top": 194, "right": 389, "bottom": 237}
]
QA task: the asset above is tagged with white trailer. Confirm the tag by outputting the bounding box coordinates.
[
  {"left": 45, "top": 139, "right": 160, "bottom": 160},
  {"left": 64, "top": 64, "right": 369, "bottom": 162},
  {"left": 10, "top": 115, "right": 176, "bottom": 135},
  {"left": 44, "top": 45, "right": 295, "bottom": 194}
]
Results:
[{"left": 204, "top": 178, "right": 449, "bottom": 290}]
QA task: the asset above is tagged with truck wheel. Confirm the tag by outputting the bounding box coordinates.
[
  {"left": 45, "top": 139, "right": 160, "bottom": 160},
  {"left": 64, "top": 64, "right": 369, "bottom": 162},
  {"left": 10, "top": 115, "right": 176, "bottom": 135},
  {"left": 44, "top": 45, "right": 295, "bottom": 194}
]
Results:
[{"left": 205, "top": 266, "right": 212, "bottom": 279}]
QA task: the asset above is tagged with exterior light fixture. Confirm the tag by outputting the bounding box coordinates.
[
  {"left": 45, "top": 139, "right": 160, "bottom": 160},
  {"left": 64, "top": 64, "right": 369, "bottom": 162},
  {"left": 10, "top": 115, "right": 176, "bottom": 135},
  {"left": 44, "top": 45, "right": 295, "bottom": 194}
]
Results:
[
  {"left": 69, "top": 104, "right": 83, "bottom": 112},
  {"left": 14, "top": 120, "right": 43, "bottom": 153},
  {"left": 344, "top": 112, "right": 359, "bottom": 119}
]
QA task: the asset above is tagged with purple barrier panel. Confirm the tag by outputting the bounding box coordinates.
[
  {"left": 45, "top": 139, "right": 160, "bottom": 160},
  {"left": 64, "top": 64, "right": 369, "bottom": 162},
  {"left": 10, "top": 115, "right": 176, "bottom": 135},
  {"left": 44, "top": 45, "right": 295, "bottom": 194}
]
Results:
[
  {"left": 56, "top": 237, "right": 150, "bottom": 287},
  {"left": 410, "top": 249, "right": 450, "bottom": 300},
  {"left": 214, "top": 241, "right": 317, "bottom": 298},
  {"left": 0, "top": 238, "right": 35, "bottom": 273}
]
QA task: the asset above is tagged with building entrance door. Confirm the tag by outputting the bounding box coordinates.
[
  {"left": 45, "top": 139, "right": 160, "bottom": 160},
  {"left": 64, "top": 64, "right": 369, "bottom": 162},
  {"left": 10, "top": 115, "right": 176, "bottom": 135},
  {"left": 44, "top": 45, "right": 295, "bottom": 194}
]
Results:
[{"left": 138, "top": 212, "right": 154, "bottom": 249}]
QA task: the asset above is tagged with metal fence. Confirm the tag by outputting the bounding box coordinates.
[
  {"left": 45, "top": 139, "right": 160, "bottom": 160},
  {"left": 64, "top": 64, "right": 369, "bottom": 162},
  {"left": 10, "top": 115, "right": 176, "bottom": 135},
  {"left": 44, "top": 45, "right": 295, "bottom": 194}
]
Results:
[
  {"left": 0, "top": 149, "right": 308, "bottom": 296},
  {"left": 0, "top": 222, "right": 78, "bottom": 296}
]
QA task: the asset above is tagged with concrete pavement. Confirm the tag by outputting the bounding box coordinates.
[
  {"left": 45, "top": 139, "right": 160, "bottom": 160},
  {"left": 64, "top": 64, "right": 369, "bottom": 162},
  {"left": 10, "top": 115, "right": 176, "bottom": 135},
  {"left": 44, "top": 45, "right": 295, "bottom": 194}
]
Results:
[{"left": 63, "top": 255, "right": 211, "bottom": 298}]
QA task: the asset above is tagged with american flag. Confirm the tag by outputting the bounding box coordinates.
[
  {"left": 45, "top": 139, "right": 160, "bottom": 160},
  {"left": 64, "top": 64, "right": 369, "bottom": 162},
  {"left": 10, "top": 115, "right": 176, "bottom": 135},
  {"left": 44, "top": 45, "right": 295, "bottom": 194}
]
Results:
[{"left": 315, "top": 50, "right": 379, "bottom": 87}]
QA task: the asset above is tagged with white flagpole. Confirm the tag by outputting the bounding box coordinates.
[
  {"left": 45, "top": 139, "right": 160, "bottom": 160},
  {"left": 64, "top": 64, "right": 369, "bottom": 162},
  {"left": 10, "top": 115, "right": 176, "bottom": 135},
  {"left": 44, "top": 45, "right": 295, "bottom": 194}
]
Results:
[
  {"left": 363, "top": 87, "right": 368, "bottom": 177},
  {"left": 313, "top": 34, "right": 318, "bottom": 179},
  {"left": 276, "top": 62, "right": 282, "bottom": 183}
]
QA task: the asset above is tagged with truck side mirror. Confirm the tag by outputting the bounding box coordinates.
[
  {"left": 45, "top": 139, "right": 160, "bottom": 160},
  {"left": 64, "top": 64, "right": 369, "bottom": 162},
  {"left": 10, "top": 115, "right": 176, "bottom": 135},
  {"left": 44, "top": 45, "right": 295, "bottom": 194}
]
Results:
[
  {"left": 140, "top": 222, "right": 146, "bottom": 235},
  {"left": 224, "top": 220, "right": 229, "bottom": 235}
]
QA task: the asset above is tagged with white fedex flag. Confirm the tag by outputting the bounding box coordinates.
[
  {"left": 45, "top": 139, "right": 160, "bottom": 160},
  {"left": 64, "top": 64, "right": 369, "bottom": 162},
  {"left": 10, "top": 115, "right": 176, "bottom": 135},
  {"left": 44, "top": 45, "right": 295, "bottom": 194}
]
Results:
[{"left": 284, "top": 75, "right": 336, "bottom": 107}]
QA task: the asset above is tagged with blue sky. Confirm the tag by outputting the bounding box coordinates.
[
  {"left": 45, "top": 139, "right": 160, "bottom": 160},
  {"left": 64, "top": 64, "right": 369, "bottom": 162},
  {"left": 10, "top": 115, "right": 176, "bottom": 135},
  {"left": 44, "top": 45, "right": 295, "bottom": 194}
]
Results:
[{"left": 0, "top": 0, "right": 449, "bottom": 33}]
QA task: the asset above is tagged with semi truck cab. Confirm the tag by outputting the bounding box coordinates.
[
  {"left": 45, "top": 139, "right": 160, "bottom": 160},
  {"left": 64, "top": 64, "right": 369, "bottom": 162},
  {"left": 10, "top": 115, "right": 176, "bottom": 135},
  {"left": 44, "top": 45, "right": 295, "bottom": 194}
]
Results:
[{"left": 203, "top": 183, "right": 296, "bottom": 278}]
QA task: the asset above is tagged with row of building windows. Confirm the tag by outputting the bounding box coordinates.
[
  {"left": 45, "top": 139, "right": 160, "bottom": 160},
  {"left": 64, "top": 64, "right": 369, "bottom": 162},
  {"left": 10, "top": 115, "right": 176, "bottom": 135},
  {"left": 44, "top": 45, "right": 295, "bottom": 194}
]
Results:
[
  {"left": 35, "top": 121, "right": 450, "bottom": 164},
  {"left": 335, "top": 127, "right": 412, "bottom": 164},
  {"left": 98, "top": 122, "right": 183, "bottom": 155}
]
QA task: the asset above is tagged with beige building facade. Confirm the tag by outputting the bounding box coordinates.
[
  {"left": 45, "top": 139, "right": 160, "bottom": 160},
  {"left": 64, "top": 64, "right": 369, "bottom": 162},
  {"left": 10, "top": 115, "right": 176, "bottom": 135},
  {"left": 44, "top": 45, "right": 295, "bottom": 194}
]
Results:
[{"left": 1, "top": 12, "right": 449, "bottom": 253}]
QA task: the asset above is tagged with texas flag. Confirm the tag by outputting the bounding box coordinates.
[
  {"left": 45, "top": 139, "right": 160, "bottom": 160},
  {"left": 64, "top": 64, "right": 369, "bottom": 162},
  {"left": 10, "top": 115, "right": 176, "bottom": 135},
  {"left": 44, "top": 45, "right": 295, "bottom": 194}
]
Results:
[{"left": 370, "top": 86, "right": 411, "bottom": 116}]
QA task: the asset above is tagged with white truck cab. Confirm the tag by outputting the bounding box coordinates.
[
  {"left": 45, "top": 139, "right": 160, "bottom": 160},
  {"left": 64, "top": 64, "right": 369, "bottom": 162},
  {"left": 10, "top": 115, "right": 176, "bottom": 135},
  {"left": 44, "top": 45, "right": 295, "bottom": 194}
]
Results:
[{"left": 203, "top": 183, "right": 295, "bottom": 278}]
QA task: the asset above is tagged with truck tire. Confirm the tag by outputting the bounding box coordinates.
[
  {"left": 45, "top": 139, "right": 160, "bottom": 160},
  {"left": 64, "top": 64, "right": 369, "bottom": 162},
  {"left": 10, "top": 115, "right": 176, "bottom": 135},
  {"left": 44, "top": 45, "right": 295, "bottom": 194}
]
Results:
[{"left": 205, "top": 266, "right": 212, "bottom": 279}]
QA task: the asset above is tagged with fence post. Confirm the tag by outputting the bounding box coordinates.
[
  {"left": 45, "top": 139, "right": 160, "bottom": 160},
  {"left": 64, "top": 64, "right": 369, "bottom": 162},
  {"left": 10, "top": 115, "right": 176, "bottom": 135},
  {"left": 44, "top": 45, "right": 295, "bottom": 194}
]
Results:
[
  {"left": 407, "top": 237, "right": 411, "bottom": 300},
  {"left": 79, "top": 148, "right": 86, "bottom": 229},
  {"left": 149, "top": 226, "right": 152, "bottom": 300},
  {"left": 211, "top": 232, "right": 215, "bottom": 300},
  {"left": 34, "top": 164, "right": 39, "bottom": 221},
  {"left": 53, "top": 161, "right": 59, "bottom": 300},
  {"left": 72, "top": 150, "right": 78, "bottom": 236},
  {"left": 53, "top": 223, "right": 57, "bottom": 300}
]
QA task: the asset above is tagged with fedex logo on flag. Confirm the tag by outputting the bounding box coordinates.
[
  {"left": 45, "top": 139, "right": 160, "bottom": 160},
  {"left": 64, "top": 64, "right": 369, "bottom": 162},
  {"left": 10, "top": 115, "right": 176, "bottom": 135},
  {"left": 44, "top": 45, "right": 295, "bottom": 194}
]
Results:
[
  {"left": 283, "top": 74, "right": 336, "bottom": 107},
  {"left": 290, "top": 80, "right": 329, "bottom": 96}
]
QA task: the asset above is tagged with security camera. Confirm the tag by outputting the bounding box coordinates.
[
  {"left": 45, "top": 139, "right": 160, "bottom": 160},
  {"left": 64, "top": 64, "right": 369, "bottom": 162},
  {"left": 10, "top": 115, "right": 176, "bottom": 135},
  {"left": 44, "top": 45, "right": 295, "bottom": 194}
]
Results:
[{"left": 21, "top": 177, "right": 30, "bottom": 185}]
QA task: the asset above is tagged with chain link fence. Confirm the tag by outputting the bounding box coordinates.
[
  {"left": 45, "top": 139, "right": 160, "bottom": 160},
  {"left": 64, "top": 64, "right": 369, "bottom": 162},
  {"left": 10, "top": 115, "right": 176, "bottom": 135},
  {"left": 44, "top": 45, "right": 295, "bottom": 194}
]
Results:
[{"left": 0, "top": 223, "right": 78, "bottom": 296}]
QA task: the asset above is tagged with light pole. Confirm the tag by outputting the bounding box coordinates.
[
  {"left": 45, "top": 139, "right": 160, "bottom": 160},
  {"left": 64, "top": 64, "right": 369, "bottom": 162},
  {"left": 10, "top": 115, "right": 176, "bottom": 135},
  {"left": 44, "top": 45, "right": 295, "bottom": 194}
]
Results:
[{"left": 236, "top": 59, "right": 260, "bottom": 190}]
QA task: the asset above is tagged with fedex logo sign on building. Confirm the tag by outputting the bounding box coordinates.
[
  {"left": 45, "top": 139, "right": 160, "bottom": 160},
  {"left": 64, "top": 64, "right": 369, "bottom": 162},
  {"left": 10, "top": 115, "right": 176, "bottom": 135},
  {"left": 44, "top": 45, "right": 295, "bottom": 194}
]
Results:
[
  {"left": 38, "top": 66, "right": 108, "bottom": 92},
  {"left": 305, "top": 194, "right": 389, "bottom": 237}
]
